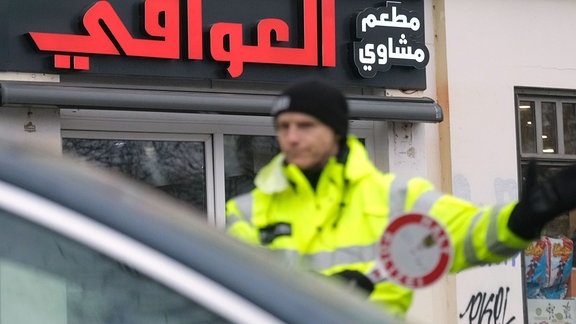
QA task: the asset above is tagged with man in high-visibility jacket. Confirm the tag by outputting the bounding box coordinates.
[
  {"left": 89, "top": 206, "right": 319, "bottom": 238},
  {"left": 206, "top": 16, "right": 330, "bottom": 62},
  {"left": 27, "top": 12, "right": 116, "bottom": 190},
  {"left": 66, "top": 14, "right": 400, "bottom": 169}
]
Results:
[{"left": 225, "top": 79, "right": 576, "bottom": 316}]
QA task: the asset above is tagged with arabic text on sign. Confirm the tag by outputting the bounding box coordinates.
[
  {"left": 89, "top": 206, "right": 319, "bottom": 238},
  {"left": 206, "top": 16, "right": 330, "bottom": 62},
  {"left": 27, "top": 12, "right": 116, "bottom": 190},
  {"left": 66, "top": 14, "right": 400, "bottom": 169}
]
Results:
[
  {"left": 28, "top": 0, "right": 336, "bottom": 77},
  {"left": 353, "top": 3, "right": 429, "bottom": 79}
]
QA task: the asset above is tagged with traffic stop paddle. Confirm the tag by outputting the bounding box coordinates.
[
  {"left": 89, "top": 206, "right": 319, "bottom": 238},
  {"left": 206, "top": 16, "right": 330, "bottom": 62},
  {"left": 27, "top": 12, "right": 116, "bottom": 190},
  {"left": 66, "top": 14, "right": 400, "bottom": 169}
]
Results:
[{"left": 367, "top": 213, "right": 454, "bottom": 289}]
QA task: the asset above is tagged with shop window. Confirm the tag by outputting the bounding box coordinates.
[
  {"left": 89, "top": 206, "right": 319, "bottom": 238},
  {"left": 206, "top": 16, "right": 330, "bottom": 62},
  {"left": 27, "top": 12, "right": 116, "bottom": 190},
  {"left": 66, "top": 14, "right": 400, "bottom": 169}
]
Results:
[
  {"left": 518, "top": 96, "right": 576, "bottom": 156},
  {"left": 223, "top": 135, "right": 279, "bottom": 201},
  {"left": 63, "top": 138, "right": 208, "bottom": 213},
  {"left": 60, "top": 111, "right": 381, "bottom": 229},
  {"left": 517, "top": 89, "right": 576, "bottom": 320},
  {"left": 222, "top": 135, "right": 367, "bottom": 201}
]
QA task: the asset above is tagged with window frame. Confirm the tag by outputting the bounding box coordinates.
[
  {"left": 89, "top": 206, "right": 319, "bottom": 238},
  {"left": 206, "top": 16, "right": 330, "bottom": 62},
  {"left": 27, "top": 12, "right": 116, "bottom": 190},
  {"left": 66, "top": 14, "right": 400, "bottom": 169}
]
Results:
[
  {"left": 517, "top": 96, "right": 576, "bottom": 159},
  {"left": 515, "top": 87, "right": 576, "bottom": 312},
  {"left": 61, "top": 131, "right": 215, "bottom": 223},
  {"left": 61, "top": 109, "right": 387, "bottom": 229}
]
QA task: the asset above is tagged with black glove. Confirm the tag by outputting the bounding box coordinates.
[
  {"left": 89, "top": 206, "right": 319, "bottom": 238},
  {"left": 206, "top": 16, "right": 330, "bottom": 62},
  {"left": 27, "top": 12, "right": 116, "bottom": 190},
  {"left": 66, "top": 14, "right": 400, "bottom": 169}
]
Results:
[
  {"left": 508, "top": 160, "right": 576, "bottom": 240},
  {"left": 329, "top": 270, "right": 375, "bottom": 294}
]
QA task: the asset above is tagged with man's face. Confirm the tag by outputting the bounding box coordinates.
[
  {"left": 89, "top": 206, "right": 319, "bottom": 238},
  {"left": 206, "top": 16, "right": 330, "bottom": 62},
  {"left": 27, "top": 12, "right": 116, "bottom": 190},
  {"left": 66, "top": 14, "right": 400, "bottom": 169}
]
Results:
[{"left": 275, "top": 112, "right": 340, "bottom": 170}]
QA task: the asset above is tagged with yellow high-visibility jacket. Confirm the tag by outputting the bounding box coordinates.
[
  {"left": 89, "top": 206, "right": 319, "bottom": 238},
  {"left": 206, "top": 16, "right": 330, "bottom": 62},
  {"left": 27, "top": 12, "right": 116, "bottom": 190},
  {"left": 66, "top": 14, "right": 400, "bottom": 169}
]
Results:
[{"left": 226, "top": 136, "right": 530, "bottom": 316}]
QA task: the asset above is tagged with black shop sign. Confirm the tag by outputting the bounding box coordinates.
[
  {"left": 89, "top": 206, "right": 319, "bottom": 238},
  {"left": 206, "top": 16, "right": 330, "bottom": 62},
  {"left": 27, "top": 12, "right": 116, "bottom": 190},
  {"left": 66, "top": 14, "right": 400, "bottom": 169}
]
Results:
[{"left": 0, "top": 0, "right": 429, "bottom": 89}]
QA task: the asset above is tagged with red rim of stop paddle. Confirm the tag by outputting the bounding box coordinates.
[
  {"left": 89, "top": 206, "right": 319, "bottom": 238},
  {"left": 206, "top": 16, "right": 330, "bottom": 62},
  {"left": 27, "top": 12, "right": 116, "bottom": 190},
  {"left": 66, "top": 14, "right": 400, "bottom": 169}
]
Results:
[{"left": 379, "top": 213, "right": 453, "bottom": 288}]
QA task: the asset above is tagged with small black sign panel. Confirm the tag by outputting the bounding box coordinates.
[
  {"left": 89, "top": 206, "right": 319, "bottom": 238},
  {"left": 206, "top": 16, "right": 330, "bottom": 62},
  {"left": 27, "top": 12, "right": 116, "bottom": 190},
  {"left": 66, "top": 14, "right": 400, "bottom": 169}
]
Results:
[{"left": 353, "top": 2, "right": 429, "bottom": 79}]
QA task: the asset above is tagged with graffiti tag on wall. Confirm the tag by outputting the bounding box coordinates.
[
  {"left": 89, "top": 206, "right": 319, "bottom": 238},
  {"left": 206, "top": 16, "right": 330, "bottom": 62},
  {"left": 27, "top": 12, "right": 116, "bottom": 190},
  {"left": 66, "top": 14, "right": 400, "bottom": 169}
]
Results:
[{"left": 458, "top": 286, "right": 515, "bottom": 324}]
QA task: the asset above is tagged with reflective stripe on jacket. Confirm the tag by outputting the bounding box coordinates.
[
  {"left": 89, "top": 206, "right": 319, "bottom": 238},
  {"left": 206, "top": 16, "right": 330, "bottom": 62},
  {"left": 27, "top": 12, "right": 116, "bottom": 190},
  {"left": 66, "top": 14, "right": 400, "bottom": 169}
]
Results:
[{"left": 225, "top": 136, "right": 530, "bottom": 316}]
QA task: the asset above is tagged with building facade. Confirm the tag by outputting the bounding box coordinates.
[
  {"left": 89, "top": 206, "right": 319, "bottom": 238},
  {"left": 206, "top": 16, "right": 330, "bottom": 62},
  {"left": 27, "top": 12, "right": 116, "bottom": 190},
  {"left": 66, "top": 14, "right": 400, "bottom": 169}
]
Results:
[{"left": 2, "top": 0, "right": 576, "bottom": 322}]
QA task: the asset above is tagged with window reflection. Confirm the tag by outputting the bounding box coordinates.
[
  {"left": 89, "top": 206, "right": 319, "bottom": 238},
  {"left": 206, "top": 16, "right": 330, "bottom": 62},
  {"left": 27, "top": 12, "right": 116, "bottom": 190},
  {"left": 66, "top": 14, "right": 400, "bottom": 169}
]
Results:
[
  {"left": 563, "top": 103, "right": 576, "bottom": 155},
  {"left": 519, "top": 101, "right": 537, "bottom": 154},
  {"left": 521, "top": 162, "right": 575, "bottom": 302},
  {"left": 63, "top": 139, "right": 207, "bottom": 213},
  {"left": 541, "top": 102, "right": 558, "bottom": 154},
  {"left": 224, "top": 135, "right": 279, "bottom": 201},
  {"left": 0, "top": 208, "right": 229, "bottom": 323},
  {"left": 222, "top": 135, "right": 365, "bottom": 202},
  {"left": 518, "top": 91, "right": 576, "bottom": 316}
]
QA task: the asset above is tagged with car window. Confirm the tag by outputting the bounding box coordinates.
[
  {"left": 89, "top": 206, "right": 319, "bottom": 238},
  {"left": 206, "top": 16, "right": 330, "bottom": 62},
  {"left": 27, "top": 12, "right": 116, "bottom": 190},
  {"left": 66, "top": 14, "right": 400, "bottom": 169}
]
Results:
[{"left": 0, "top": 207, "right": 230, "bottom": 324}]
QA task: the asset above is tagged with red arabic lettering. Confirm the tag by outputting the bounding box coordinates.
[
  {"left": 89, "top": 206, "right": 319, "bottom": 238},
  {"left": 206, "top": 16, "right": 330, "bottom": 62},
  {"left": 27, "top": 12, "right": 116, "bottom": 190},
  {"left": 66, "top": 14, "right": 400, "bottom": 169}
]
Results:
[
  {"left": 30, "top": 1, "right": 121, "bottom": 56},
  {"left": 28, "top": 0, "right": 336, "bottom": 77},
  {"left": 210, "top": 0, "right": 318, "bottom": 77},
  {"left": 187, "top": 0, "right": 203, "bottom": 59},
  {"left": 320, "top": 0, "right": 336, "bottom": 67},
  {"left": 30, "top": 0, "right": 183, "bottom": 58}
]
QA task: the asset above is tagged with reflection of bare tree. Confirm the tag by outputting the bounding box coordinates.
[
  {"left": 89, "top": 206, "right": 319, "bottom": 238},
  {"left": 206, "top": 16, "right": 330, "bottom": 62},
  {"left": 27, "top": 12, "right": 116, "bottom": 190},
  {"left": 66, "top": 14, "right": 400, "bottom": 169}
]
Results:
[
  {"left": 224, "top": 135, "right": 279, "bottom": 200},
  {"left": 63, "top": 139, "right": 207, "bottom": 213},
  {"left": 564, "top": 103, "right": 576, "bottom": 154},
  {"left": 63, "top": 136, "right": 281, "bottom": 214}
]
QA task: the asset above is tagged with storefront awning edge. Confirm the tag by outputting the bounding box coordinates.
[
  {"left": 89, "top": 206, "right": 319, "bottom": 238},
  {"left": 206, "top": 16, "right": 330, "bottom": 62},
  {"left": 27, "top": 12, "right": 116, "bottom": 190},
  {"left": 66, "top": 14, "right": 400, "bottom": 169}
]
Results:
[{"left": 0, "top": 82, "right": 443, "bottom": 123}]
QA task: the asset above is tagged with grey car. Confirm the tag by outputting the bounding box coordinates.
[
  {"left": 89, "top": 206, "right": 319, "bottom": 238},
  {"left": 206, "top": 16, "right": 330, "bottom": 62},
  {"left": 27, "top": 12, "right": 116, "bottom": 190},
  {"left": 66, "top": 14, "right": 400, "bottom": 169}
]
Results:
[{"left": 0, "top": 141, "right": 398, "bottom": 323}]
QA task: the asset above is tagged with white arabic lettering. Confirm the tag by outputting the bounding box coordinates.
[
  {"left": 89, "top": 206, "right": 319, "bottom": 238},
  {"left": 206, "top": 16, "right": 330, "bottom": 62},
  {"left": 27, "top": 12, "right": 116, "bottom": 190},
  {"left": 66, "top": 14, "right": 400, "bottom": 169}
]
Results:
[{"left": 361, "top": 5, "right": 420, "bottom": 32}]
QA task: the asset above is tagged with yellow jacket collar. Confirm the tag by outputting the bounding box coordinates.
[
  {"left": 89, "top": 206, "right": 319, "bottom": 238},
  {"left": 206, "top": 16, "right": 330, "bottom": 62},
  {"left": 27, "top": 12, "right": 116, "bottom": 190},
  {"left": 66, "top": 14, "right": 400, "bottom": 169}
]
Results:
[{"left": 255, "top": 136, "right": 377, "bottom": 194}]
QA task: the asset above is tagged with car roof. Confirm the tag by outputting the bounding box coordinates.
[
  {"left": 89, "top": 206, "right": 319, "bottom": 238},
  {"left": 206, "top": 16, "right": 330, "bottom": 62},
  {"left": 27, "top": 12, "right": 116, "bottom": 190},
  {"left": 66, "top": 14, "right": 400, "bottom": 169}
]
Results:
[{"left": 0, "top": 140, "right": 398, "bottom": 323}]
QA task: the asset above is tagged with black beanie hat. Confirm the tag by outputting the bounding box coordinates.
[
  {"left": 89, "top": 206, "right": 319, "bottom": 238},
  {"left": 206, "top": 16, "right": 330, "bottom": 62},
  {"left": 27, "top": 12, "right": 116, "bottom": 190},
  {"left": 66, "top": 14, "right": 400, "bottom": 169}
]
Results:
[{"left": 271, "top": 80, "right": 349, "bottom": 139}]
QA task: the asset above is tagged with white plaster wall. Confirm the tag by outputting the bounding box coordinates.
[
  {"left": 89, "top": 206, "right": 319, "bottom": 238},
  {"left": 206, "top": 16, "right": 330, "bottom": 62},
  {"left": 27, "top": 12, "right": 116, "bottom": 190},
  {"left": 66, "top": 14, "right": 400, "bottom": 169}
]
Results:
[
  {"left": 441, "top": 0, "right": 576, "bottom": 323},
  {"left": 387, "top": 0, "right": 440, "bottom": 201},
  {"left": 445, "top": 0, "right": 576, "bottom": 203},
  {"left": 396, "top": 0, "right": 451, "bottom": 322},
  {"left": 390, "top": 121, "right": 451, "bottom": 324}
]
